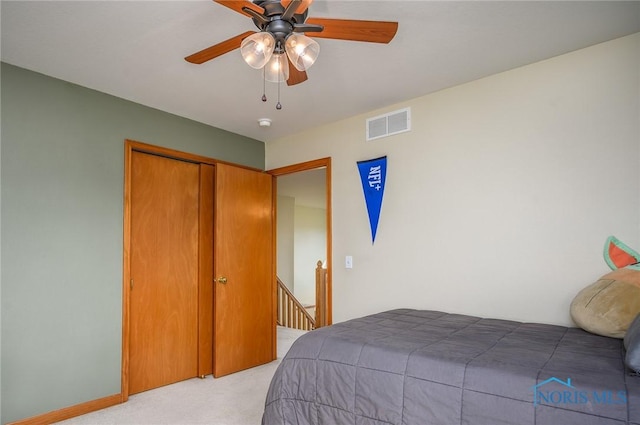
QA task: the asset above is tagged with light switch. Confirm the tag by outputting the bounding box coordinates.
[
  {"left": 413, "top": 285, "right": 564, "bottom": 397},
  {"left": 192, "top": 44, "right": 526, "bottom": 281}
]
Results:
[{"left": 345, "top": 255, "right": 353, "bottom": 269}]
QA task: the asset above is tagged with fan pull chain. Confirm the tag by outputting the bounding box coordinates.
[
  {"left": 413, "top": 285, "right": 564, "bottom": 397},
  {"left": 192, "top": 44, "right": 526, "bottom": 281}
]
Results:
[
  {"left": 276, "top": 78, "right": 282, "bottom": 110},
  {"left": 261, "top": 68, "right": 267, "bottom": 102}
]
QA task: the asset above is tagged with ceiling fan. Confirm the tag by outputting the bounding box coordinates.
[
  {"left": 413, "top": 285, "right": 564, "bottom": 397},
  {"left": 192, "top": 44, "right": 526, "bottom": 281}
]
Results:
[{"left": 185, "top": 0, "right": 399, "bottom": 88}]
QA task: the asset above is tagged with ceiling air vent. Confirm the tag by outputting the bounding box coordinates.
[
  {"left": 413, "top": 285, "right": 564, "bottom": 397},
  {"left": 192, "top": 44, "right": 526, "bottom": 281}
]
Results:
[{"left": 366, "top": 107, "right": 411, "bottom": 141}]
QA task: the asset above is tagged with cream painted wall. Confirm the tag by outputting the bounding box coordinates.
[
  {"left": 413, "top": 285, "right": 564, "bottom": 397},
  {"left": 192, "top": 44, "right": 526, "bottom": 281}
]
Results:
[
  {"left": 277, "top": 195, "right": 295, "bottom": 291},
  {"left": 293, "top": 205, "right": 327, "bottom": 306},
  {"left": 266, "top": 33, "right": 640, "bottom": 326},
  {"left": 276, "top": 198, "right": 326, "bottom": 305}
]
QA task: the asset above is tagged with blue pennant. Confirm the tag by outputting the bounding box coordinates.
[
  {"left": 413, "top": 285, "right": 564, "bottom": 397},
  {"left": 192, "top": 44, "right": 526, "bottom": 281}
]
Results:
[{"left": 357, "top": 156, "right": 387, "bottom": 244}]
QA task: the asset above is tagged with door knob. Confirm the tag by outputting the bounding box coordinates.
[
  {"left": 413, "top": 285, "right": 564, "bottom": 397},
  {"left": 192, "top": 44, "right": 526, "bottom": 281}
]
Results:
[{"left": 215, "top": 276, "right": 228, "bottom": 284}]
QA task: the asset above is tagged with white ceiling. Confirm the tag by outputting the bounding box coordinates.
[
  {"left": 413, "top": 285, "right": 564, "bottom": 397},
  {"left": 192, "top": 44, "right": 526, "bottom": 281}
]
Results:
[{"left": 2, "top": 1, "right": 639, "bottom": 143}]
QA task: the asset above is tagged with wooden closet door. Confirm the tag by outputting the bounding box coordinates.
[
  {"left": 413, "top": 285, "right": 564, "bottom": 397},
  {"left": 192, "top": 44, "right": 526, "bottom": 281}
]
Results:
[
  {"left": 213, "top": 163, "right": 274, "bottom": 377},
  {"left": 129, "top": 151, "right": 200, "bottom": 394}
]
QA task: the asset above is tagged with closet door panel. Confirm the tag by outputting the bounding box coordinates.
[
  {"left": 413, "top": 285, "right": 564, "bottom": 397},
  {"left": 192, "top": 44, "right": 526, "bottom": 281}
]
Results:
[{"left": 129, "top": 151, "right": 199, "bottom": 394}]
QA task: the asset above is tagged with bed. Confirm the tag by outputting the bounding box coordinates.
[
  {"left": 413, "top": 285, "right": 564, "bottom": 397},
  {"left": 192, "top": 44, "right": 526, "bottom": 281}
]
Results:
[{"left": 262, "top": 309, "right": 640, "bottom": 425}]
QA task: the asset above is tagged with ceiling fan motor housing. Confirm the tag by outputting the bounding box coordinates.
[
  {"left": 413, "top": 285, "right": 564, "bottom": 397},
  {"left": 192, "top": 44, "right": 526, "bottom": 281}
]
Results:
[
  {"left": 267, "top": 20, "right": 294, "bottom": 47},
  {"left": 252, "top": 0, "right": 308, "bottom": 46}
]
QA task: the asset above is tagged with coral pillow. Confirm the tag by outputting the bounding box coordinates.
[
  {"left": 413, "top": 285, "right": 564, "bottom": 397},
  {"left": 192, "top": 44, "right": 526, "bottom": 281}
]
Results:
[{"left": 604, "top": 235, "right": 640, "bottom": 270}]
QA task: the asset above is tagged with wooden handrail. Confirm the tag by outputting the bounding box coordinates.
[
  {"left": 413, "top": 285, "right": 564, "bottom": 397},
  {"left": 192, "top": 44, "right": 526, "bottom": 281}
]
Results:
[
  {"left": 277, "top": 277, "right": 315, "bottom": 331},
  {"left": 315, "top": 260, "right": 328, "bottom": 328}
]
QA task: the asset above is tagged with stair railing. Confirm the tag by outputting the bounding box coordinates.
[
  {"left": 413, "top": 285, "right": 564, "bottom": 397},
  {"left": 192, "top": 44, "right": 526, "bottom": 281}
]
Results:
[{"left": 277, "top": 277, "right": 315, "bottom": 331}]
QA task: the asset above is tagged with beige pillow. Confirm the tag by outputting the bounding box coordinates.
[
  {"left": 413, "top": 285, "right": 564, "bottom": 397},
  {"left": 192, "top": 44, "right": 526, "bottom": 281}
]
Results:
[{"left": 570, "top": 268, "right": 640, "bottom": 338}]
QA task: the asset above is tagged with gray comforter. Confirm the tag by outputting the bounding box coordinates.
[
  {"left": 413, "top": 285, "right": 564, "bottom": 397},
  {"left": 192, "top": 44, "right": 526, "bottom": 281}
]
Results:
[{"left": 262, "top": 309, "right": 640, "bottom": 425}]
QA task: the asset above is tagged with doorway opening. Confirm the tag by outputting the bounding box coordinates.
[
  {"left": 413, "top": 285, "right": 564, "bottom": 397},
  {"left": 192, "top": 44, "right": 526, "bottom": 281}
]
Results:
[{"left": 269, "top": 158, "right": 332, "bottom": 328}]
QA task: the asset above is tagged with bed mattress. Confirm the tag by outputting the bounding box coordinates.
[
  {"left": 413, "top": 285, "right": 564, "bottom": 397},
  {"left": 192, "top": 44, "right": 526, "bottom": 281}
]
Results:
[{"left": 262, "top": 309, "right": 640, "bottom": 425}]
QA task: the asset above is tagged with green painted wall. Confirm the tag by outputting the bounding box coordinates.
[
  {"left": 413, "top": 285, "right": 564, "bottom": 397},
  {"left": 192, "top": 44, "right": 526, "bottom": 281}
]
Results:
[{"left": 0, "top": 62, "right": 264, "bottom": 423}]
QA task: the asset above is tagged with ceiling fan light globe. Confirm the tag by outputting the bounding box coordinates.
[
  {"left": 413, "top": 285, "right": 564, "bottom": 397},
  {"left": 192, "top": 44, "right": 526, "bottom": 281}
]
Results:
[
  {"left": 285, "top": 33, "right": 320, "bottom": 71},
  {"left": 265, "top": 53, "right": 290, "bottom": 83},
  {"left": 240, "top": 32, "right": 276, "bottom": 69}
]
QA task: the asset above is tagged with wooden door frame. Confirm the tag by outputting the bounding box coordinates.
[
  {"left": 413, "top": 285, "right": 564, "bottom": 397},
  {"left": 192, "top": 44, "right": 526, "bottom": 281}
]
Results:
[
  {"left": 268, "top": 158, "right": 333, "bottom": 329},
  {"left": 122, "top": 140, "right": 266, "bottom": 400}
]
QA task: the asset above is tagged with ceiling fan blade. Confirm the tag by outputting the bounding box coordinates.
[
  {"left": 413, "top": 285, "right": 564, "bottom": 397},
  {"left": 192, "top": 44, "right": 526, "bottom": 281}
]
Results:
[
  {"left": 287, "top": 58, "right": 308, "bottom": 86},
  {"left": 185, "top": 31, "right": 255, "bottom": 64},
  {"left": 281, "top": 0, "right": 313, "bottom": 15},
  {"left": 281, "top": 0, "right": 302, "bottom": 21},
  {"left": 305, "top": 18, "right": 398, "bottom": 43},
  {"left": 214, "top": 0, "right": 265, "bottom": 17}
]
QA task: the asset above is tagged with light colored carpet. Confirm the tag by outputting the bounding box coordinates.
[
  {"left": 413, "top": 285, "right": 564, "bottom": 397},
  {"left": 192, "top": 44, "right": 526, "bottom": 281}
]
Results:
[{"left": 56, "top": 327, "right": 307, "bottom": 425}]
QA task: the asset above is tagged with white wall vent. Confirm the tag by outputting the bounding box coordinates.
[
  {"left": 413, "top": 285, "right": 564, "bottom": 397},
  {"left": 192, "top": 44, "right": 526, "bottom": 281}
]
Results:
[{"left": 366, "top": 107, "right": 411, "bottom": 141}]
